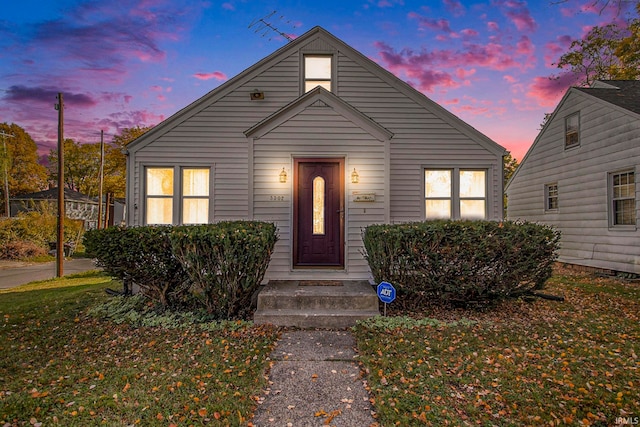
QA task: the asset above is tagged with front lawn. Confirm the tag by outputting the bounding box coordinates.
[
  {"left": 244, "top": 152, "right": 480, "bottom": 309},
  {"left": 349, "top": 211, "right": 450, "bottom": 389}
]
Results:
[
  {"left": 354, "top": 270, "right": 640, "bottom": 426},
  {"left": 0, "top": 273, "right": 279, "bottom": 427}
]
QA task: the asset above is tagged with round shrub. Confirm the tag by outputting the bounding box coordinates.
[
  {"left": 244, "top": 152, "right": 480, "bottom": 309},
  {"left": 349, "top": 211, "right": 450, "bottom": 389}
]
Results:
[{"left": 363, "top": 220, "right": 560, "bottom": 308}]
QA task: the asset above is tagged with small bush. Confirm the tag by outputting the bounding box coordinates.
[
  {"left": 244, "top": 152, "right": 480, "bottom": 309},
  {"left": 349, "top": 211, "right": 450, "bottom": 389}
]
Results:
[
  {"left": 0, "top": 239, "right": 48, "bottom": 260},
  {"left": 170, "top": 221, "right": 278, "bottom": 320},
  {"left": 84, "top": 226, "right": 189, "bottom": 307},
  {"left": 363, "top": 220, "right": 560, "bottom": 308}
]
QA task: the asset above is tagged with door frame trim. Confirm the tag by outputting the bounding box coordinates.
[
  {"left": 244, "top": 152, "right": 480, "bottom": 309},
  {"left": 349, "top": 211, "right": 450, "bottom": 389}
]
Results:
[{"left": 292, "top": 157, "right": 345, "bottom": 269}]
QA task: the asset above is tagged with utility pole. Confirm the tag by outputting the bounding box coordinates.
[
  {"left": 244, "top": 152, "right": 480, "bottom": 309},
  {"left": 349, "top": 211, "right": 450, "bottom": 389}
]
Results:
[
  {"left": 97, "top": 130, "right": 104, "bottom": 229},
  {"left": 55, "top": 93, "right": 65, "bottom": 277},
  {"left": 0, "top": 130, "right": 15, "bottom": 217}
]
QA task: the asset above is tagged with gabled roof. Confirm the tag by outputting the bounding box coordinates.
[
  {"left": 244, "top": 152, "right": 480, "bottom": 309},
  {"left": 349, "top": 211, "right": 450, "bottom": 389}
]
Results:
[
  {"left": 127, "top": 26, "right": 504, "bottom": 157},
  {"left": 505, "top": 79, "right": 640, "bottom": 191},
  {"left": 244, "top": 86, "right": 394, "bottom": 141},
  {"left": 575, "top": 80, "right": 640, "bottom": 115}
]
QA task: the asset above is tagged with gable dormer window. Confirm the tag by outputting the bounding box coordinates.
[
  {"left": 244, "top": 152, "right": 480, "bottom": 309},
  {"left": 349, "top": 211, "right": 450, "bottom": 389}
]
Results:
[
  {"left": 304, "top": 55, "right": 332, "bottom": 92},
  {"left": 565, "top": 112, "right": 580, "bottom": 148}
]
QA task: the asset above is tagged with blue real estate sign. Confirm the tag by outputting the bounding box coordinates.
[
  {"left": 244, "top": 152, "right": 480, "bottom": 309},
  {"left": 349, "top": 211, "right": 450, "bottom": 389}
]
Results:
[{"left": 376, "top": 281, "right": 396, "bottom": 304}]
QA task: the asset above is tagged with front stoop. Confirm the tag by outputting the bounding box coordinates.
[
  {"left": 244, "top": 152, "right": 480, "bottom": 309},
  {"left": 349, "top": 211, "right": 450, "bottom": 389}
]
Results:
[{"left": 253, "top": 280, "right": 380, "bottom": 328}]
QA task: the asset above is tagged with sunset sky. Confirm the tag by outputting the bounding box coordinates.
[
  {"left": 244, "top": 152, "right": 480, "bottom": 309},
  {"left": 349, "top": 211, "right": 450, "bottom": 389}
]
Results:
[{"left": 0, "top": 0, "right": 634, "bottom": 161}]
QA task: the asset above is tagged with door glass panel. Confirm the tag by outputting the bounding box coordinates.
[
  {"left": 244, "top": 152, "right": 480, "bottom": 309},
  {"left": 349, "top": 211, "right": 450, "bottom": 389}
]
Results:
[{"left": 313, "top": 176, "right": 325, "bottom": 235}]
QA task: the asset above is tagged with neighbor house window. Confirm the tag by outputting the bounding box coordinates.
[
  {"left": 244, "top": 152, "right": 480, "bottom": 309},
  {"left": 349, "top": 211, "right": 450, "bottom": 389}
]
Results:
[
  {"left": 545, "top": 183, "right": 558, "bottom": 211},
  {"left": 145, "top": 167, "right": 211, "bottom": 225},
  {"left": 304, "top": 55, "right": 332, "bottom": 92},
  {"left": 565, "top": 112, "right": 580, "bottom": 148},
  {"left": 610, "top": 170, "right": 636, "bottom": 227},
  {"left": 425, "top": 169, "right": 487, "bottom": 220}
]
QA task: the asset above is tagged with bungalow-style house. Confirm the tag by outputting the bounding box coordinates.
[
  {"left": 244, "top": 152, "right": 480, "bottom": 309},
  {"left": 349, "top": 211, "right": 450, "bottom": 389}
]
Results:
[
  {"left": 125, "top": 27, "right": 505, "bottom": 290},
  {"left": 506, "top": 80, "right": 640, "bottom": 274}
]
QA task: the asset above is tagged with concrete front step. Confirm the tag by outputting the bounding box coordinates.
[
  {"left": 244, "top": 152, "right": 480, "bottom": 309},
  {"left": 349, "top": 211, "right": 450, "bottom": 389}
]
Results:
[{"left": 254, "top": 280, "right": 380, "bottom": 328}]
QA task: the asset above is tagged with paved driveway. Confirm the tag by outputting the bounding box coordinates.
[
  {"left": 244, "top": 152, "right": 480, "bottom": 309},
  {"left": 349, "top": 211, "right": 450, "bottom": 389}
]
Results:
[{"left": 0, "top": 258, "right": 99, "bottom": 290}]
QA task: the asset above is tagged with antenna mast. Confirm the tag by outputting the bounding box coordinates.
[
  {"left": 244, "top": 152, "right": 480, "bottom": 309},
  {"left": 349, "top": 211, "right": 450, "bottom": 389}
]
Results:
[{"left": 249, "top": 11, "right": 295, "bottom": 42}]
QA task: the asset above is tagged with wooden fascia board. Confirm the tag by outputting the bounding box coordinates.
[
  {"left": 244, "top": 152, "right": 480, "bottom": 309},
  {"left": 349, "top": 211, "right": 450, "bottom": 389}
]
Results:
[{"left": 244, "top": 86, "right": 394, "bottom": 141}]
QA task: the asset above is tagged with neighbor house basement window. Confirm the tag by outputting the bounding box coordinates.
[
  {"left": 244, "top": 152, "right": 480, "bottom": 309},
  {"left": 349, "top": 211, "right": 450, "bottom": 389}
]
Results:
[
  {"left": 145, "top": 167, "right": 211, "bottom": 225},
  {"left": 565, "top": 112, "right": 580, "bottom": 148},
  {"left": 425, "top": 169, "right": 487, "bottom": 220},
  {"left": 545, "top": 183, "right": 558, "bottom": 211},
  {"left": 304, "top": 55, "right": 332, "bottom": 92},
  {"left": 610, "top": 170, "right": 636, "bottom": 227}
]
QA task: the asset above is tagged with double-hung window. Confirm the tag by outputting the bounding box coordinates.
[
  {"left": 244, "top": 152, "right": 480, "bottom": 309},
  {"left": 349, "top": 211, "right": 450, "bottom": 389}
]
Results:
[
  {"left": 145, "top": 167, "right": 211, "bottom": 225},
  {"left": 565, "top": 112, "right": 580, "bottom": 148},
  {"left": 609, "top": 170, "right": 636, "bottom": 227},
  {"left": 304, "top": 55, "right": 332, "bottom": 92},
  {"left": 545, "top": 183, "right": 558, "bottom": 211},
  {"left": 425, "top": 169, "right": 487, "bottom": 220}
]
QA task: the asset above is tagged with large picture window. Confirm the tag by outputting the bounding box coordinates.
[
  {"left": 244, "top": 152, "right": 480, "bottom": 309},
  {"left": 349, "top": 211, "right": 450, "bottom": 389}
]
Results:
[
  {"left": 425, "top": 169, "right": 487, "bottom": 220},
  {"left": 145, "top": 167, "right": 211, "bottom": 225},
  {"left": 610, "top": 170, "right": 636, "bottom": 227}
]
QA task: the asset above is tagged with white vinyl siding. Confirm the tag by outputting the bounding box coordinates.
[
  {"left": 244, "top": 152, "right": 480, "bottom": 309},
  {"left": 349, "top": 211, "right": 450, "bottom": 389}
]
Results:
[
  {"left": 127, "top": 28, "right": 505, "bottom": 281},
  {"left": 507, "top": 89, "right": 640, "bottom": 273}
]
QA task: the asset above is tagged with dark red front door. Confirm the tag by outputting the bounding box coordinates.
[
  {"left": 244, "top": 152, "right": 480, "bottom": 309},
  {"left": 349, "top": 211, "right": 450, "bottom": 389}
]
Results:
[{"left": 293, "top": 159, "right": 344, "bottom": 267}]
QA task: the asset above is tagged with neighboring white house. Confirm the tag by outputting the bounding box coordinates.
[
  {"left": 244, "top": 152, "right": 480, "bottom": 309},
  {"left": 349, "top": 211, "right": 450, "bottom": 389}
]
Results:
[
  {"left": 506, "top": 80, "right": 640, "bottom": 274},
  {"left": 126, "top": 26, "right": 506, "bottom": 282}
]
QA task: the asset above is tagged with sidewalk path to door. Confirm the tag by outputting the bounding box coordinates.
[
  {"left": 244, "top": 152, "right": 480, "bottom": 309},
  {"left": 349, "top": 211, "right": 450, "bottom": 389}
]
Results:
[
  {"left": 252, "top": 329, "right": 378, "bottom": 427},
  {"left": 0, "top": 258, "right": 99, "bottom": 290}
]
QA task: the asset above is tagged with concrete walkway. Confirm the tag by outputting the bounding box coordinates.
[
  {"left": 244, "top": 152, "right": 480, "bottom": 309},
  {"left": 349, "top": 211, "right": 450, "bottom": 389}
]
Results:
[
  {"left": 0, "top": 258, "right": 99, "bottom": 289},
  {"left": 252, "top": 330, "right": 378, "bottom": 427}
]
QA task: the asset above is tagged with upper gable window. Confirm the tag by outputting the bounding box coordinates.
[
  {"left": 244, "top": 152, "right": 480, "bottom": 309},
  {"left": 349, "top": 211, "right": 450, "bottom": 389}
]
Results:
[
  {"left": 304, "top": 55, "right": 332, "bottom": 92},
  {"left": 565, "top": 112, "right": 580, "bottom": 148}
]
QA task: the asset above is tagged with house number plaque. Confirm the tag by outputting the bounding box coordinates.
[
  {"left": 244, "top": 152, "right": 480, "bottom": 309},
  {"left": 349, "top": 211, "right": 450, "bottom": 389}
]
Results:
[
  {"left": 352, "top": 192, "right": 375, "bottom": 202},
  {"left": 269, "top": 195, "right": 286, "bottom": 202}
]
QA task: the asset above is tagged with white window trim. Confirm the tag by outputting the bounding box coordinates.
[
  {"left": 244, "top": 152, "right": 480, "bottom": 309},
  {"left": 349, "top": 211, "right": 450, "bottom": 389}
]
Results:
[
  {"left": 564, "top": 111, "right": 580, "bottom": 149},
  {"left": 608, "top": 168, "right": 637, "bottom": 230},
  {"left": 544, "top": 182, "right": 559, "bottom": 212},
  {"left": 143, "top": 164, "right": 213, "bottom": 225},
  {"left": 423, "top": 167, "right": 489, "bottom": 220},
  {"left": 301, "top": 52, "right": 336, "bottom": 94}
]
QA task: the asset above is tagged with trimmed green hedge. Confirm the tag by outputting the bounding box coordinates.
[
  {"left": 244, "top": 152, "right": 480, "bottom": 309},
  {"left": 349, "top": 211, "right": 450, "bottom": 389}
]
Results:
[
  {"left": 170, "top": 221, "right": 278, "bottom": 319},
  {"left": 363, "top": 220, "right": 560, "bottom": 307},
  {"left": 83, "top": 221, "right": 277, "bottom": 319}
]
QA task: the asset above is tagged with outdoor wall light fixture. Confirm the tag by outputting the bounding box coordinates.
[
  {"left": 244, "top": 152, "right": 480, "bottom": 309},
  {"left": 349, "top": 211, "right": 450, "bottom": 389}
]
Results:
[
  {"left": 279, "top": 167, "right": 287, "bottom": 183},
  {"left": 250, "top": 89, "right": 265, "bottom": 100},
  {"left": 351, "top": 168, "right": 359, "bottom": 184}
]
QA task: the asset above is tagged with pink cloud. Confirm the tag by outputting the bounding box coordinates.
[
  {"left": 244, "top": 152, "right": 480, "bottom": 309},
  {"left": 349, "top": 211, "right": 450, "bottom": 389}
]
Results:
[
  {"left": 222, "top": 2, "right": 234, "bottom": 11},
  {"left": 503, "top": 75, "right": 517, "bottom": 84},
  {"left": 494, "top": 0, "right": 537, "bottom": 32},
  {"left": 443, "top": 0, "right": 466, "bottom": 16},
  {"left": 487, "top": 21, "right": 500, "bottom": 31},
  {"left": 193, "top": 71, "right": 228, "bottom": 81},
  {"left": 409, "top": 12, "right": 453, "bottom": 33},
  {"left": 460, "top": 28, "right": 479, "bottom": 38},
  {"left": 527, "top": 73, "right": 579, "bottom": 107},
  {"left": 544, "top": 35, "right": 572, "bottom": 66}
]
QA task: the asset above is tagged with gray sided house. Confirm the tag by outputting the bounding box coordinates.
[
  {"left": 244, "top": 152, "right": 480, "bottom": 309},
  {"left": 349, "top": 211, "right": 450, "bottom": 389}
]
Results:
[
  {"left": 126, "top": 26, "right": 506, "bottom": 282},
  {"left": 506, "top": 80, "right": 640, "bottom": 274}
]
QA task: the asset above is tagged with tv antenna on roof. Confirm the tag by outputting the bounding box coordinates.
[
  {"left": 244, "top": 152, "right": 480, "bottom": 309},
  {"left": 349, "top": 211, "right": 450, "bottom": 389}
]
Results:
[{"left": 249, "top": 11, "right": 295, "bottom": 42}]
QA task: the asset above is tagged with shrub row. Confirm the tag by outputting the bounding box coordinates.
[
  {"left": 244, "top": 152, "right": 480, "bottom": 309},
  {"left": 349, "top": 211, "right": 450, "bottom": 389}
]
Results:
[
  {"left": 363, "top": 220, "right": 560, "bottom": 308},
  {"left": 83, "top": 221, "right": 278, "bottom": 320}
]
